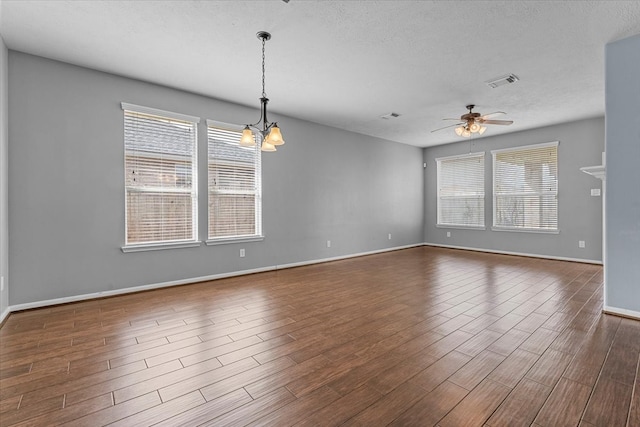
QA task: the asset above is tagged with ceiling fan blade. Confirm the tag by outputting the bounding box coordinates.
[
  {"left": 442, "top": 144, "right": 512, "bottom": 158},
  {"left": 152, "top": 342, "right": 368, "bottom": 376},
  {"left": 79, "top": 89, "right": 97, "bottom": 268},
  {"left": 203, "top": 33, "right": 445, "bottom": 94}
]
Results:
[
  {"left": 480, "top": 111, "right": 506, "bottom": 119},
  {"left": 479, "top": 119, "right": 513, "bottom": 125},
  {"left": 431, "top": 122, "right": 464, "bottom": 133},
  {"left": 443, "top": 118, "right": 462, "bottom": 121}
]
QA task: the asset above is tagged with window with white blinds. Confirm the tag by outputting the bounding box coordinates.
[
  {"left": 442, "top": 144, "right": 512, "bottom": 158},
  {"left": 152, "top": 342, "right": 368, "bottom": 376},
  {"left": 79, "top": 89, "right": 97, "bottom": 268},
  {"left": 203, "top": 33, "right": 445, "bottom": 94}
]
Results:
[
  {"left": 492, "top": 141, "right": 558, "bottom": 232},
  {"left": 207, "top": 121, "right": 262, "bottom": 240},
  {"left": 436, "top": 152, "right": 485, "bottom": 228},
  {"left": 122, "top": 103, "right": 199, "bottom": 246}
]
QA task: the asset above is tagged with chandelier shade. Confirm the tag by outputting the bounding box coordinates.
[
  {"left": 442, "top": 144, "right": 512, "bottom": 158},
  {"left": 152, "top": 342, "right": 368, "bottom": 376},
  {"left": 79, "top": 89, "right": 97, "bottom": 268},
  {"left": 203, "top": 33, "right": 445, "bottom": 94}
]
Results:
[
  {"left": 265, "top": 125, "right": 284, "bottom": 146},
  {"left": 240, "top": 126, "right": 256, "bottom": 147}
]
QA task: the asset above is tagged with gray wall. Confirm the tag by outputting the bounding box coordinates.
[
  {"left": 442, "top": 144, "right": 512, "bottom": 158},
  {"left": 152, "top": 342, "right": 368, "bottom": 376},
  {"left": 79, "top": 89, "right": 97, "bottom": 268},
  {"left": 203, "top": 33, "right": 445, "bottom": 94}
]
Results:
[
  {"left": 7, "top": 52, "right": 424, "bottom": 306},
  {"left": 0, "top": 36, "right": 8, "bottom": 318},
  {"left": 605, "top": 34, "right": 640, "bottom": 314},
  {"left": 424, "top": 118, "right": 604, "bottom": 262}
]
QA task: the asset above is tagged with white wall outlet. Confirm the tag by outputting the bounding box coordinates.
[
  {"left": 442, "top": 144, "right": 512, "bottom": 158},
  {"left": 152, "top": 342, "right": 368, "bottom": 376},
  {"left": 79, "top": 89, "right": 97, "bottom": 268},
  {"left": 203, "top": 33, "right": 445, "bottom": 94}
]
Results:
[
  {"left": 446, "top": 231, "right": 451, "bottom": 238},
  {"left": 327, "top": 240, "right": 331, "bottom": 248},
  {"left": 591, "top": 188, "right": 601, "bottom": 196},
  {"left": 579, "top": 241, "right": 586, "bottom": 248},
  {"left": 239, "top": 248, "right": 245, "bottom": 257},
  {"left": 388, "top": 233, "right": 392, "bottom": 240}
]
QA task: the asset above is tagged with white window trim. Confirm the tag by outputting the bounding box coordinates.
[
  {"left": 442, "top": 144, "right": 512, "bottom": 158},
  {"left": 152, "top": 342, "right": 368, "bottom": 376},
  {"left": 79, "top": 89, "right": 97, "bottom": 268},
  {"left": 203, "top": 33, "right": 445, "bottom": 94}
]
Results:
[
  {"left": 121, "top": 103, "right": 201, "bottom": 124},
  {"left": 121, "top": 241, "right": 202, "bottom": 253},
  {"left": 490, "top": 140, "right": 558, "bottom": 155},
  {"left": 121, "top": 103, "right": 200, "bottom": 250},
  {"left": 206, "top": 119, "right": 263, "bottom": 243},
  {"left": 491, "top": 227, "right": 560, "bottom": 234},
  {"left": 436, "top": 224, "right": 486, "bottom": 231},
  {"left": 206, "top": 119, "right": 238, "bottom": 129},
  {"left": 491, "top": 141, "right": 559, "bottom": 232},
  {"left": 436, "top": 151, "right": 486, "bottom": 228},
  {"left": 434, "top": 151, "right": 486, "bottom": 163},
  {"left": 205, "top": 236, "right": 265, "bottom": 246}
]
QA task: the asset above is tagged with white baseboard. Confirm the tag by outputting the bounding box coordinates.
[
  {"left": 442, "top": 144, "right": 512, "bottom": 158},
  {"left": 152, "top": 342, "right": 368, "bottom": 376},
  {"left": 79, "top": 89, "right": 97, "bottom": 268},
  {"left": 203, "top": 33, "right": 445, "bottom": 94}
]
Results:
[
  {"left": 276, "top": 243, "right": 423, "bottom": 270},
  {"left": 5, "top": 244, "right": 422, "bottom": 317},
  {"left": 603, "top": 305, "right": 640, "bottom": 320},
  {"left": 3, "top": 242, "right": 606, "bottom": 320},
  {"left": 423, "top": 242, "right": 603, "bottom": 265},
  {"left": 0, "top": 306, "right": 9, "bottom": 325},
  {"left": 8, "top": 265, "right": 277, "bottom": 313}
]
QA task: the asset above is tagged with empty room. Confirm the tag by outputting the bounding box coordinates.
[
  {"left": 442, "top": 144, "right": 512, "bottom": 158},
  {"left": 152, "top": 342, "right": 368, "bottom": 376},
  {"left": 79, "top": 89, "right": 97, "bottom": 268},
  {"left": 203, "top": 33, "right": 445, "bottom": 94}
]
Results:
[{"left": 1, "top": 1, "right": 639, "bottom": 426}]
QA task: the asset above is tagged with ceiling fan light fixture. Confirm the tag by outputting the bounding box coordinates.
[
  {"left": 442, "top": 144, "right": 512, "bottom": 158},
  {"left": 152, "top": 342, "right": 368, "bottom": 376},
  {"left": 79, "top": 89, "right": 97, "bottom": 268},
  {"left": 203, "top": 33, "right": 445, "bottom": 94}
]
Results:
[{"left": 431, "top": 105, "right": 513, "bottom": 138}]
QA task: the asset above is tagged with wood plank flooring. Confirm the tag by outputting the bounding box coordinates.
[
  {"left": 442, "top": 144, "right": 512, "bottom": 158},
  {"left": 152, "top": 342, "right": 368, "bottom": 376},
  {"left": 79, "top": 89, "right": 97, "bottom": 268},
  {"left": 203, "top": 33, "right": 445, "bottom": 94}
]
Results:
[{"left": 1, "top": 246, "right": 639, "bottom": 426}]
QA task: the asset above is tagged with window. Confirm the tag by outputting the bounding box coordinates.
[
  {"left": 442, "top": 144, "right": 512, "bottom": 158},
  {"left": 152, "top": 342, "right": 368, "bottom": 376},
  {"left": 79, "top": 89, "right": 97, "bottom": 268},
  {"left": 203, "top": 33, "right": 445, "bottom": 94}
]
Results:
[
  {"left": 436, "top": 152, "right": 485, "bottom": 228},
  {"left": 207, "top": 121, "right": 262, "bottom": 241},
  {"left": 492, "top": 141, "right": 558, "bottom": 232},
  {"left": 122, "top": 103, "right": 199, "bottom": 248}
]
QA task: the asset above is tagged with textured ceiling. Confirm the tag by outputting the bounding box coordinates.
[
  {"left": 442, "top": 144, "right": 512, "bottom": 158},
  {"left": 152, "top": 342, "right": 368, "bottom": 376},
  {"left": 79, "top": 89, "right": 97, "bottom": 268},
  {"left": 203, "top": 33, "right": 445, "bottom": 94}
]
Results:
[{"left": 2, "top": 0, "right": 640, "bottom": 147}]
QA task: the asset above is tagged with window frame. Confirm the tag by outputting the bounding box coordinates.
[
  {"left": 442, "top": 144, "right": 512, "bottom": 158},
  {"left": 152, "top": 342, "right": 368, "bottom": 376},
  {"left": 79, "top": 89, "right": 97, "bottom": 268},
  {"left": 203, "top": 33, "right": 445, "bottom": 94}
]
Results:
[
  {"left": 205, "top": 120, "right": 264, "bottom": 245},
  {"left": 435, "top": 151, "right": 486, "bottom": 230},
  {"left": 491, "top": 141, "right": 559, "bottom": 234},
  {"left": 121, "top": 103, "right": 201, "bottom": 253}
]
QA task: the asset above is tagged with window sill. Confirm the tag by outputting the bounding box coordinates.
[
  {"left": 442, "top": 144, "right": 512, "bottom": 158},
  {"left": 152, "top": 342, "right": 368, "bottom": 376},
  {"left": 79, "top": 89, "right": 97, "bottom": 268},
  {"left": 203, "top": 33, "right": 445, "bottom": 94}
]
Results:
[
  {"left": 206, "top": 236, "right": 265, "bottom": 246},
  {"left": 121, "top": 241, "right": 202, "bottom": 253},
  {"left": 491, "top": 227, "right": 560, "bottom": 234},
  {"left": 436, "top": 224, "right": 486, "bottom": 231}
]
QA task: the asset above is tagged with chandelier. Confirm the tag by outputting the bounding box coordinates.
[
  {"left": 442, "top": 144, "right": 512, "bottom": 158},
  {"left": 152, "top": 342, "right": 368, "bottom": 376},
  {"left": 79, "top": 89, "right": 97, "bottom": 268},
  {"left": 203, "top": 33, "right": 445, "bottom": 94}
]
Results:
[{"left": 240, "top": 31, "right": 285, "bottom": 152}]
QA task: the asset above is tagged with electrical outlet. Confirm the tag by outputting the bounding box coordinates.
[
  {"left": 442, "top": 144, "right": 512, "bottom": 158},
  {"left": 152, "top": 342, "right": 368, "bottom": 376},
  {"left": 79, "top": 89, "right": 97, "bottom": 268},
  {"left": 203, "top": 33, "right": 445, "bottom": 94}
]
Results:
[
  {"left": 388, "top": 233, "right": 392, "bottom": 240},
  {"left": 579, "top": 241, "right": 586, "bottom": 248},
  {"left": 591, "top": 188, "right": 601, "bottom": 196},
  {"left": 327, "top": 240, "right": 331, "bottom": 248},
  {"left": 239, "top": 248, "right": 245, "bottom": 257},
  {"left": 447, "top": 231, "right": 451, "bottom": 238}
]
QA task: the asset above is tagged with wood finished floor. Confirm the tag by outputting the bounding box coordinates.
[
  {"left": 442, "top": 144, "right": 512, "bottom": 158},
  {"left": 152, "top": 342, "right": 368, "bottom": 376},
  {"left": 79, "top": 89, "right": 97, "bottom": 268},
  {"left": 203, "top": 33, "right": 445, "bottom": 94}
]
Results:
[{"left": 1, "top": 247, "right": 639, "bottom": 427}]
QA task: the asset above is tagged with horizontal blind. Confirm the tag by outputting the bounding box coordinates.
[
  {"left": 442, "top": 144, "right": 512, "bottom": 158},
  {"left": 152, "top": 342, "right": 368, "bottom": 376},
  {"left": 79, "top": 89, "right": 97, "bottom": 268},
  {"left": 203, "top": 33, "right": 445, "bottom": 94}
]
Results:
[
  {"left": 208, "top": 124, "right": 262, "bottom": 239},
  {"left": 493, "top": 142, "right": 558, "bottom": 230},
  {"left": 124, "top": 109, "right": 198, "bottom": 245},
  {"left": 437, "top": 153, "right": 485, "bottom": 227}
]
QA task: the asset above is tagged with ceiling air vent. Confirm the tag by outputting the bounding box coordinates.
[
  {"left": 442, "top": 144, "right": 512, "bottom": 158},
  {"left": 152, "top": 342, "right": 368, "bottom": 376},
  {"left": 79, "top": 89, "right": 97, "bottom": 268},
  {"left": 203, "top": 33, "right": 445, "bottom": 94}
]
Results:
[
  {"left": 380, "top": 112, "right": 401, "bottom": 120},
  {"left": 485, "top": 73, "right": 519, "bottom": 89}
]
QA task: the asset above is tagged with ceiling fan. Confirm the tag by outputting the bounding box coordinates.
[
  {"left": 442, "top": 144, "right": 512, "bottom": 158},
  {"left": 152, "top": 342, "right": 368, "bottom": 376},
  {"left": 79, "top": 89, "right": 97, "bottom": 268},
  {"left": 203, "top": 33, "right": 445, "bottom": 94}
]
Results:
[{"left": 431, "top": 104, "right": 513, "bottom": 137}]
